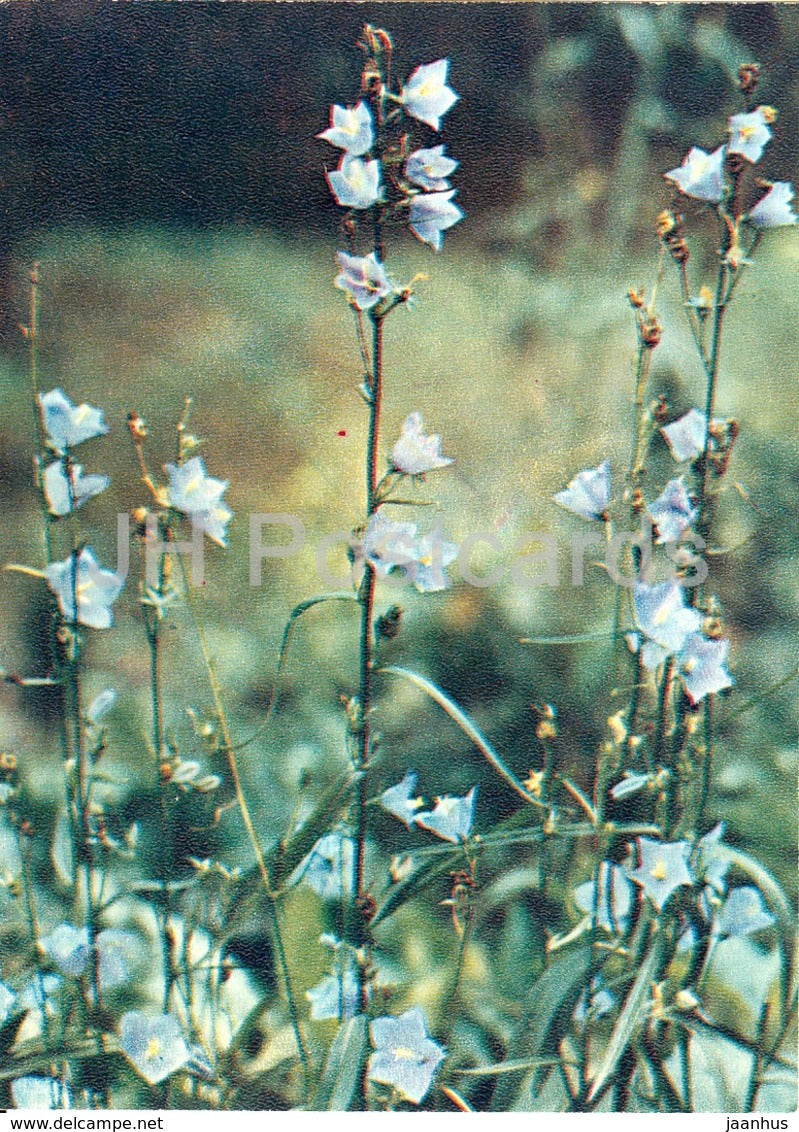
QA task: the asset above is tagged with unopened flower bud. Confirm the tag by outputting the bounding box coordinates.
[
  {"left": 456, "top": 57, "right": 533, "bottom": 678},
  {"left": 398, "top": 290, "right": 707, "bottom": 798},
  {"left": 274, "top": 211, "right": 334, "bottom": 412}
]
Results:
[
  {"left": 738, "top": 63, "right": 759, "bottom": 97},
  {"left": 127, "top": 411, "right": 148, "bottom": 443},
  {"left": 758, "top": 104, "right": 777, "bottom": 125}
]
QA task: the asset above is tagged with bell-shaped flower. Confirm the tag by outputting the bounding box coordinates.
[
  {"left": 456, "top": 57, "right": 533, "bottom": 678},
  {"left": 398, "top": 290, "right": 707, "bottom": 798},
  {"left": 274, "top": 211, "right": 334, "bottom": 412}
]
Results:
[
  {"left": 43, "top": 461, "right": 109, "bottom": 517},
  {"left": 748, "top": 181, "right": 798, "bottom": 228},
  {"left": 678, "top": 633, "right": 733, "bottom": 704},
  {"left": 660, "top": 408, "right": 713, "bottom": 463},
  {"left": 368, "top": 1007, "right": 445, "bottom": 1104},
  {"left": 335, "top": 251, "right": 392, "bottom": 311},
  {"left": 407, "top": 530, "right": 459, "bottom": 593},
  {"left": 400, "top": 59, "right": 458, "bottom": 130},
  {"left": 119, "top": 1011, "right": 191, "bottom": 1085},
  {"left": 391, "top": 412, "right": 453, "bottom": 476},
  {"left": 409, "top": 190, "right": 464, "bottom": 251},
  {"left": 694, "top": 822, "right": 729, "bottom": 895},
  {"left": 39, "top": 924, "right": 135, "bottom": 991},
  {"left": 39, "top": 388, "right": 109, "bottom": 455},
  {"left": 45, "top": 548, "right": 124, "bottom": 629},
  {"left": 633, "top": 580, "right": 702, "bottom": 670},
  {"left": 165, "top": 456, "right": 233, "bottom": 547},
  {"left": 647, "top": 478, "right": 697, "bottom": 544},
  {"left": 716, "top": 886, "right": 775, "bottom": 938},
  {"left": 405, "top": 145, "right": 458, "bottom": 191},
  {"left": 317, "top": 101, "right": 373, "bottom": 156},
  {"left": 629, "top": 837, "right": 693, "bottom": 911},
  {"left": 554, "top": 460, "right": 610, "bottom": 521},
  {"left": 361, "top": 510, "right": 419, "bottom": 580},
  {"left": 11, "top": 1077, "right": 72, "bottom": 1110},
  {"left": 417, "top": 787, "right": 476, "bottom": 843},
  {"left": 306, "top": 953, "right": 365, "bottom": 1022},
  {"left": 664, "top": 146, "right": 726, "bottom": 203},
  {"left": 381, "top": 770, "right": 425, "bottom": 829},
  {"left": 299, "top": 832, "right": 355, "bottom": 900},
  {"left": 728, "top": 108, "right": 772, "bottom": 163},
  {"left": 326, "top": 155, "right": 381, "bottom": 210},
  {"left": 574, "top": 861, "right": 634, "bottom": 934}
]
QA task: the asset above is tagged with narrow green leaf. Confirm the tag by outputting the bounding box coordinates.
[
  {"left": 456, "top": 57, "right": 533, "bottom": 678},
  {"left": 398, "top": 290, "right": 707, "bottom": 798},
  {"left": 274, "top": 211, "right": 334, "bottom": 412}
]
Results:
[
  {"left": 379, "top": 666, "right": 536, "bottom": 805},
  {"left": 490, "top": 944, "right": 593, "bottom": 1110},
  {"left": 312, "top": 1015, "right": 369, "bottom": 1111},
  {"left": 588, "top": 933, "right": 665, "bottom": 1102},
  {"left": 373, "top": 851, "right": 461, "bottom": 927},
  {"left": 452, "top": 1057, "right": 562, "bottom": 1076},
  {"left": 270, "top": 770, "right": 362, "bottom": 890}
]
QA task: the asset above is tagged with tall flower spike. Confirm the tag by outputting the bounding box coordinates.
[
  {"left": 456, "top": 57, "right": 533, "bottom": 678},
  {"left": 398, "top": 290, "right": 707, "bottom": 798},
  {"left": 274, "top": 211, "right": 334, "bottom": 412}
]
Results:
[
  {"left": 728, "top": 108, "right": 772, "bottom": 163},
  {"left": 664, "top": 146, "right": 726, "bottom": 203},
  {"left": 317, "top": 101, "right": 374, "bottom": 156},
  {"left": 335, "top": 251, "right": 392, "bottom": 312},
  {"left": 629, "top": 837, "right": 694, "bottom": 912},
  {"left": 45, "top": 548, "right": 124, "bottom": 629},
  {"left": 647, "top": 478, "right": 697, "bottom": 544},
  {"left": 748, "top": 182, "right": 798, "bottom": 228},
  {"left": 409, "top": 190, "right": 464, "bottom": 251},
  {"left": 391, "top": 412, "right": 454, "bottom": 476},
  {"left": 554, "top": 460, "right": 610, "bottom": 521},
  {"left": 368, "top": 1007, "right": 446, "bottom": 1104},
  {"left": 39, "top": 388, "right": 109, "bottom": 455},
  {"left": 416, "top": 787, "right": 476, "bottom": 843},
  {"left": 326, "top": 155, "right": 382, "bottom": 210},
  {"left": 400, "top": 59, "right": 458, "bottom": 130},
  {"left": 405, "top": 145, "right": 458, "bottom": 192}
]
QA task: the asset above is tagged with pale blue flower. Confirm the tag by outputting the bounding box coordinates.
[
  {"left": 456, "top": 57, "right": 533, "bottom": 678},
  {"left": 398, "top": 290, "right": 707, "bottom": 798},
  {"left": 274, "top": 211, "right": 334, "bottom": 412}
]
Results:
[
  {"left": 38, "top": 388, "right": 108, "bottom": 455},
  {"left": 39, "top": 924, "right": 136, "bottom": 990},
  {"left": 728, "top": 109, "right": 772, "bottom": 163},
  {"left": 401, "top": 60, "right": 458, "bottom": 131},
  {"left": 317, "top": 101, "right": 373, "bottom": 156},
  {"left": 748, "top": 181, "right": 798, "bottom": 228},
  {"left": 368, "top": 1007, "right": 445, "bottom": 1104},
  {"left": 361, "top": 510, "right": 419, "bottom": 579},
  {"left": 664, "top": 146, "right": 726, "bottom": 202},
  {"left": 405, "top": 145, "right": 458, "bottom": 191},
  {"left": 717, "top": 886, "right": 775, "bottom": 937},
  {"left": 633, "top": 580, "right": 702, "bottom": 670},
  {"left": 327, "top": 156, "right": 381, "bottom": 210},
  {"left": 574, "top": 861, "right": 634, "bottom": 934},
  {"left": 648, "top": 478, "right": 697, "bottom": 544},
  {"left": 678, "top": 633, "right": 733, "bottom": 704},
  {"left": 87, "top": 688, "right": 117, "bottom": 724},
  {"left": 381, "top": 771, "right": 424, "bottom": 829},
  {"left": 407, "top": 529, "right": 459, "bottom": 593},
  {"left": 18, "top": 974, "right": 62, "bottom": 1013},
  {"left": 554, "top": 459, "right": 610, "bottom": 521},
  {"left": 391, "top": 412, "right": 453, "bottom": 476},
  {"left": 629, "top": 837, "right": 693, "bottom": 911},
  {"left": 11, "top": 1077, "right": 71, "bottom": 1110},
  {"left": 694, "top": 822, "right": 729, "bottom": 894},
  {"left": 45, "top": 548, "right": 124, "bottom": 629},
  {"left": 660, "top": 408, "right": 711, "bottom": 463},
  {"left": 42, "top": 461, "right": 110, "bottom": 517},
  {"left": 165, "top": 456, "right": 232, "bottom": 547},
  {"left": 299, "top": 832, "right": 354, "bottom": 900},
  {"left": 119, "top": 1011, "right": 190, "bottom": 1085},
  {"left": 335, "top": 251, "right": 392, "bottom": 311},
  {"left": 417, "top": 787, "right": 476, "bottom": 843},
  {"left": 409, "top": 190, "right": 464, "bottom": 251},
  {"left": 573, "top": 977, "right": 615, "bottom": 1027},
  {"left": 306, "top": 965, "right": 362, "bottom": 1022},
  {"left": 0, "top": 981, "right": 15, "bottom": 1025}
]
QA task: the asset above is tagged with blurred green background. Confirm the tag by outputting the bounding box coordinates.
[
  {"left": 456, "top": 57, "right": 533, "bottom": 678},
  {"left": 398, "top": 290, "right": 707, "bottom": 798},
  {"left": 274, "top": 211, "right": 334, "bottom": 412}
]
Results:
[{"left": 0, "top": 1, "right": 796, "bottom": 1038}]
